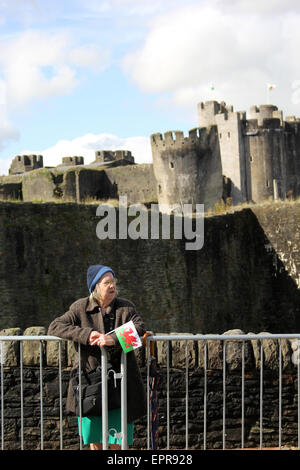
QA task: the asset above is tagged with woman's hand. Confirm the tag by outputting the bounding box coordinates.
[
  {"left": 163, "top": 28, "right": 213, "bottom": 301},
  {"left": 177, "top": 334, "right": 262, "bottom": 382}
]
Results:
[
  {"left": 88, "top": 330, "right": 115, "bottom": 347},
  {"left": 96, "top": 333, "right": 115, "bottom": 347}
]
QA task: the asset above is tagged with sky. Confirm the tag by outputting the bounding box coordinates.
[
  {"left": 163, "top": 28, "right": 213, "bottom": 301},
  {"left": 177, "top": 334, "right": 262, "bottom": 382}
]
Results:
[{"left": 1, "top": 0, "right": 300, "bottom": 175}]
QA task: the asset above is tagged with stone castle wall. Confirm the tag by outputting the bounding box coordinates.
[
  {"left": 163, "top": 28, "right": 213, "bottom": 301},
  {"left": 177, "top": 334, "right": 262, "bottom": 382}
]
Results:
[
  {"left": 1, "top": 327, "right": 299, "bottom": 450},
  {"left": 1, "top": 201, "right": 300, "bottom": 335}
]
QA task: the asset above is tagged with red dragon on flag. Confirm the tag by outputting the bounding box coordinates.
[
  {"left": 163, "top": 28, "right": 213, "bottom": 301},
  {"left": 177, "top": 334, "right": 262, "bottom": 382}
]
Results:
[
  {"left": 119, "top": 326, "right": 140, "bottom": 349},
  {"left": 114, "top": 320, "right": 142, "bottom": 353}
]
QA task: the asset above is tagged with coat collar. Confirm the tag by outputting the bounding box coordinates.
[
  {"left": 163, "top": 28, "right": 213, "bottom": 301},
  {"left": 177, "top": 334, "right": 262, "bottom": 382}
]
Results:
[{"left": 86, "top": 295, "right": 117, "bottom": 314}]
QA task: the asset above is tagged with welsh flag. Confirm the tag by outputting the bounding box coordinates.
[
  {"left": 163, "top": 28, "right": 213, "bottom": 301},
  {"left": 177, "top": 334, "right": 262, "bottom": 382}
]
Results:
[
  {"left": 267, "top": 83, "right": 276, "bottom": 91},
  {"left": 115, "top": 321, "right": 142, "bottom": 353}
]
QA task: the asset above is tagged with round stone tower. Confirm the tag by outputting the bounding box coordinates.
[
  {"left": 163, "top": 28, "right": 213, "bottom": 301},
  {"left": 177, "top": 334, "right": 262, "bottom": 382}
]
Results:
[
  {"left": 150, "top": 126, "right": 222, "bottom": 211},
  {"left": 244, "top": 113, "right": 285, "bottom": 202}
]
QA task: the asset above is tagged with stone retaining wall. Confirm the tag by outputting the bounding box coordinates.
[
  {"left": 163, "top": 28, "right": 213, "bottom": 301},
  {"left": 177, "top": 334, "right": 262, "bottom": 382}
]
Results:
[{"left": 1, "top": 328, "right": 300, "bottom": 449}]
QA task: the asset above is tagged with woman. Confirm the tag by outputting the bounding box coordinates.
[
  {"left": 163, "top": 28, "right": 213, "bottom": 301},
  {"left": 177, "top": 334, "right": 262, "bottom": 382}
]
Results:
[{"left": 48, "top": 264, "right": 147, "bottom": 450}]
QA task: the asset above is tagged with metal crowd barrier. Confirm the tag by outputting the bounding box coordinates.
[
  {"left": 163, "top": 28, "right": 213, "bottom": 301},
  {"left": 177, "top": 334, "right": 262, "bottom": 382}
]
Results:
[
  {"left": 145, "top": 333, "right": 300, "bottom": 450},
  {"left": 1, "top": 333, "right": 300, "bottom": 450},
  {"left": 0, "top": 336, "right": 128, "bottom": 450}
]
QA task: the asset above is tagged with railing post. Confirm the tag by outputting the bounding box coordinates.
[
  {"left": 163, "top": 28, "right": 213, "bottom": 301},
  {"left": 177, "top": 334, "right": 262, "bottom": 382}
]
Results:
[
  {"left": 121, "top": 351, "right": 127, "bottom": 450},
  {"left": 260, "top": 341, "right": 263, "bottom": 450},
  {"left": 1, "top": 341, "right": 4, "bottom": 450},
  {"left": 223, "top": 341, "right": 226, "bottom": 450},
  {"left": 39, "top": 340, "right": 44, "bottom": 450},
  {"left": 279, "top": 340, "right": 282, "bottom": 449},
  {"left": 78, "top": 343, "right": 83, "bottom": 450},
  {"left": 241, "top": 340, "right": 245, "bottom": 450},
  {"left": 146, "top": 340, "right": 150, "bottom": 450},
  {"left": 58, "top": 341, "right": 63, "bottom": 450},
  {"left": 101, "top": 347, "right": 109, "bottom": 450},
  {"left": 20, "top": 341, "right": 24, "bottom": 450},
  {"left": 203, "top": 341, "right": 207, "bottom": 450},
  {"left": 185, "top": 340, "right": 189, "bottom": 450}
]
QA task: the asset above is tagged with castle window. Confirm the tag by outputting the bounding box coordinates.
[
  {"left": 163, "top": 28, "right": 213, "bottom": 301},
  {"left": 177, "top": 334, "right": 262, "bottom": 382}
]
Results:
[
  {"left": 250, "top": 155, "right": 253, "bottom": 162},
  {"left": 170, "top": 162, "right": 174, "bottom": 169},
  {"left": 227, "top": 132, "right": 230, "bottom": 139},
  {"left": 158, "top": 184, "right": 162, "bottom": 194},
  {"left": 219, "top": 133, "right": 222, "bottom": 139},
  {"left": 266, "top": 180, "right": 270, "bottom": 188}
]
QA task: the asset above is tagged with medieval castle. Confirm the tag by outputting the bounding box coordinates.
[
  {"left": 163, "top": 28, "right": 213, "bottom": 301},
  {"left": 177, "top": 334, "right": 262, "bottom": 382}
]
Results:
[{"left": 1, "top": 100, "right": 300, "bottom": 210}]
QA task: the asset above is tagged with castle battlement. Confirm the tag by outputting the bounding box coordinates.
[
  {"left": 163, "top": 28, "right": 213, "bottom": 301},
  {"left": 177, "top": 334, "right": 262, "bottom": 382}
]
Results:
[
  {"left": 9, "top": 154, "right": 43, "bottom": 175},
  {"left": 285, "top": 116, "right": 300, "bottom": 123},
  {"left": 197, "top": 100, "right": 236, "bottom": 127},
  {"left": 150, "top": 127, "right": 217, "bottom": 151},
  {"left": 249, "top": 104, "right": 283, "bottom": 125},
  {"left": 95, "top": 150, "right": 134, "bottom": 164},
  {"left": 59, "top": 156, "right": 84, "bottom": 166},
  {"left": 244, "top": 117, "right": 283, "bottom": 132},
  {"left": 214, "top": 110, "right": 246, "bottom": 125}
]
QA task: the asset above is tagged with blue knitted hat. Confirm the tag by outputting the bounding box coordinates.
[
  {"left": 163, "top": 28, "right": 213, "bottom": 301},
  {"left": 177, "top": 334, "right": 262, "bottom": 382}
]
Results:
[{"left": 87, "top": 265, "right": 116, "bottom": 293}]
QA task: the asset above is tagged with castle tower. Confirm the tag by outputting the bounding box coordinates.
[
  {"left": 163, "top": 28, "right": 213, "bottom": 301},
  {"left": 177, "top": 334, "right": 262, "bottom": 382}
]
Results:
[
  {"left": 198, "top": 101, "right": 247, "bottom": 204},
  {"left": 150, "top": 127, "right": 222, "bottom": 211},
  {"left": 244, "top": 113, "right": 286, "bottom": 202},
  {"left": 282, "top": 116, "right": 300, "bottom": 200}
]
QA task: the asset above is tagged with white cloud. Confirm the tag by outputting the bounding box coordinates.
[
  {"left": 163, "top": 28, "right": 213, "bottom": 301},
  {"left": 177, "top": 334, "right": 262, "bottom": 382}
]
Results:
[
  {"left": 122, "top": 4, "right": 300, "bottom": 115},
  {"left": 0, "top": 28, "right": 112, "bottom": 156},
  {"left": 0, "top": 105, "right": 19, "bottom": 148},
  {"left": 21, "top": 132, "right": 152, "bottom": 169},
  {"left": 68, "top": 44, "right": 111, "bottom": 72},
  {"left": 0, "top": 29, "right": 110, "bottom": 108},
  {"left": 214, "top": 0, "right": 300, "bottom": 14}
]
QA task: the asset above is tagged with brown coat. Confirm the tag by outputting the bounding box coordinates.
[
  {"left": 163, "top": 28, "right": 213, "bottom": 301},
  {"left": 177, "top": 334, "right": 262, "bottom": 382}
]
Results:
[{"left": 47, "top": 296, "right": 147, "bottom": 422}]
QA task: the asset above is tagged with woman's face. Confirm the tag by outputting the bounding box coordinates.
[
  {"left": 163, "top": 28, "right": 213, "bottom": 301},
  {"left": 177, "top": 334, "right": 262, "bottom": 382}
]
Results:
[{"left": 95, "top": 272, "right": 117, "bottom": 306}]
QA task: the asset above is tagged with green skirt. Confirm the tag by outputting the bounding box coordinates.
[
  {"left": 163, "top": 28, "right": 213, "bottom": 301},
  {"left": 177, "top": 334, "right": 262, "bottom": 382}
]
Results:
[{"left": 78, "top": 408, "right": 134, "bottom": 445}]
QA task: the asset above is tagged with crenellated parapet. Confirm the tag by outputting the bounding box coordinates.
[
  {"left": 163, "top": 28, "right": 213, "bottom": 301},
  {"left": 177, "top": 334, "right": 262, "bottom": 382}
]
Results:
[
  {"left": 151, "top": 126, "right": 217, "bottom": 154},
  {"left": 249, "top": 104, "right": 283, "bottom": 126},
  {"left": 197, "top": 100, "right": 235, "bottom": 127},
  {"left": 9, "top": 154, "right": 43, "bottom": 175},
  {"left": 59, "top": 156, "right": 84, "bottom": 166},
  {"left": 95, "top": 149, "right": 134, "bottom": 164},
  {"left": 244, "top": 117, "right": 283, "bottom": 134}
]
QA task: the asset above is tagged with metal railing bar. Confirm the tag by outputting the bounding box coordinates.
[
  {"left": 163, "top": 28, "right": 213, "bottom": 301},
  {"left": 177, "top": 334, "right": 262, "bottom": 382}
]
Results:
[
  {"left": 20, "top": 341, "right": 24, "bottom": 450},
  {"left": 39, "top": 340, "right": 44, "bottom": 450},
  {"left": 298, "top": 341, "right": 300, "bottom": 450},
  {"left": 241, "top": 340, "right": 245, "bottom": 450},
  {"left": 203, "top": 341, "right": 207, "bottom": 450},
  {"left": 185, "top": 340, "right": 188, "bottom": 450},
  {"left": 101, "top": 347, "right": 109, "bottom": 450},
  {"left": 146, "top": 340, "right": 150, "bottom": 450},
  {"left": 223, "top": 341, "right": 226, "bottom": 450},
  {"left": 121, "top": 352, "right": 127, "bottom": 450},
  {"left": 1, "top": 341, "right": 4, "bottom": 450},
  {"left": 78, "top": 343, "right": 82, "bottom": 450},
  {"left": 150, "top": 334, "right": 300, "bottom": 341},
  {"left": 167, "top": 342, "right": 170, "bottom": 450},
  {"left": 260, "top": 341, "right": 263, "bottom": 450},
  {"left": 58, "top": 341, "right": 63, "bottom": 450},
  {"left": 279, "top": 340, "right": 282, "bottom": 449},
  {"left": 0, "top": 336, "right": 63, "bottom": 341}
]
